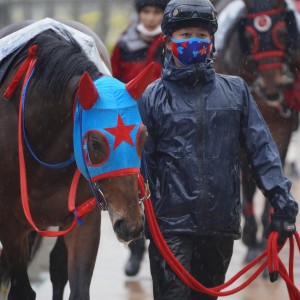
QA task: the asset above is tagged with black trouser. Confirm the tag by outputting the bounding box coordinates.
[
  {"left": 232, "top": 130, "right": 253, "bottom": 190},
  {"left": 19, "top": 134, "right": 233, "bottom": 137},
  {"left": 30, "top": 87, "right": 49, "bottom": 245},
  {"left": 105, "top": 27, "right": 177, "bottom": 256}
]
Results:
[{"left": 148, "top": 234, "right": 234, "bottom": 300}]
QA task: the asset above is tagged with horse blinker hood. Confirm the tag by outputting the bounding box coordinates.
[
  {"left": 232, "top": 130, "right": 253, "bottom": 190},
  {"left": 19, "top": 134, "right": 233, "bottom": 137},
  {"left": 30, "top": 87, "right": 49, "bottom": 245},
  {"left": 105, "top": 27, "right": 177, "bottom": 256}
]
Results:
[{"left": 73, "top": 62, "right": 161, "bottom": 181}]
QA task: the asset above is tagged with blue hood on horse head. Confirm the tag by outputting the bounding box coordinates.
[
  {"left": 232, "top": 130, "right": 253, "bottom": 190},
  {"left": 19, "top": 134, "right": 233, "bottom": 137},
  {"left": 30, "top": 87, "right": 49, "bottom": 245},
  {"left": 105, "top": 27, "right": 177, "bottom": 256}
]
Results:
[{"left": 73, "top": 63, "right": 161, "bottom": 181}]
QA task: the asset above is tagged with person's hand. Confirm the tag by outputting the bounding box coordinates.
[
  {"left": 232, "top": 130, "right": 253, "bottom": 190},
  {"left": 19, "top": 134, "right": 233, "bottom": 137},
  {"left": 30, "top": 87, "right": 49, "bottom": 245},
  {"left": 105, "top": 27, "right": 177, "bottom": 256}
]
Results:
[{"left": 266, "top": 213, "right": 296, "bottom": 245}]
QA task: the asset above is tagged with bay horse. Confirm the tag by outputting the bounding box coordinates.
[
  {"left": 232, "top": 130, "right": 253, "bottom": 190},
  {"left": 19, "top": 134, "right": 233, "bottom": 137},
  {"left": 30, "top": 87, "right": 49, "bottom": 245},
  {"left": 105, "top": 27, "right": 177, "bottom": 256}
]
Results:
[
  {"left": 0, "top": 19, "right": 159, "bottom": 300},
  {"left": 214, "top": 0, "right": 300, "bottom": 263}
]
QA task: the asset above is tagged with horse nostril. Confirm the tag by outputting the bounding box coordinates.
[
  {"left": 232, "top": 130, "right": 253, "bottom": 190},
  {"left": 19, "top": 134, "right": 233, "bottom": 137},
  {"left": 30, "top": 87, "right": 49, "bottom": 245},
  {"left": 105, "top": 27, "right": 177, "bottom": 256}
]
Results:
[
  {"left": 113, "top": 219, "right": 126, "bottom": 237},
  {"left": 113, "top": 219, "right": 144, "bottom": 242},
  {"left": 265, "top": 91, "right": 280, "bottom": 102}
]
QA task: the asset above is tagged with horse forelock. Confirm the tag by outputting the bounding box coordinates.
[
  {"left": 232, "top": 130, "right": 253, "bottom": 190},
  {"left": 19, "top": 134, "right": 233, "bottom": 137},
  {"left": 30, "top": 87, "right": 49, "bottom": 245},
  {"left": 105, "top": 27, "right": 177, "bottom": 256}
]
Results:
[{"left": 26, "top": 29, "right": 101, "bottom": 104}]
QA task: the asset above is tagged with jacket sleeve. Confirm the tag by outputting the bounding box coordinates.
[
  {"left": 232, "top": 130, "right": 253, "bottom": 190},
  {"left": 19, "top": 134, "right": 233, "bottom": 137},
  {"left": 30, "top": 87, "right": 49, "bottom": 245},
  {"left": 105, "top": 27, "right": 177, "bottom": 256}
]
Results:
[
  {"left": 110, "top": 43, "right": 122, "bottom": 80},
  {"left": 138, "top": 86, "right": 158, "bottom": 191},
  {"left": 239, "top": 79, "right": 298, "bottom": 219}
]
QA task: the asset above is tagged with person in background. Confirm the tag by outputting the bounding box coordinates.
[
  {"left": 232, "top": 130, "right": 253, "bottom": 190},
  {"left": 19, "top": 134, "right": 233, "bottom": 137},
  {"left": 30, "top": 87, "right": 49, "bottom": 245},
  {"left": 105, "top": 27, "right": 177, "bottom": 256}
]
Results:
[
  {"left": 110, "top": 0, "right": 169, "bottom": 277},
  {"left": 138, "top": 0, "right": 298, "bottom": 299},
  {"left": 111, "top": 0, "right": 169, "bottom": 83}
]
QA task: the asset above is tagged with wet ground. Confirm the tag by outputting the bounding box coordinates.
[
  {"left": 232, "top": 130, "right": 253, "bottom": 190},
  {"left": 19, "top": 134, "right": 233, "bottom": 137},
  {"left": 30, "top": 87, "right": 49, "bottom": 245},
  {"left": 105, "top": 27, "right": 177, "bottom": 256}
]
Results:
[{"left": 2, "top": 129, "right": 300, "bottom": 300}]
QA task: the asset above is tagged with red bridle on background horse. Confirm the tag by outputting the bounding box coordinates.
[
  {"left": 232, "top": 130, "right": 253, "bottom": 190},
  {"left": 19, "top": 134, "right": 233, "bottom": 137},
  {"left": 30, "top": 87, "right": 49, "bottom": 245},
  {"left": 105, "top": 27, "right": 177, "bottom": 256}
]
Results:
[{"left": 214, "top": 0, "right": 300, "bottom": 267}]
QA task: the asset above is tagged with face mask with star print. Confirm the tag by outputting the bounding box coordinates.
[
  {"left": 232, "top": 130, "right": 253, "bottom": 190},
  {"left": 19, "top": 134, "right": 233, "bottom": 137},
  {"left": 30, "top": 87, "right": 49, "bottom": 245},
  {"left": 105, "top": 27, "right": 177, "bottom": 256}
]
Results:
[{"left": 170, "top": 37, "right": 212, "bottom": 66}]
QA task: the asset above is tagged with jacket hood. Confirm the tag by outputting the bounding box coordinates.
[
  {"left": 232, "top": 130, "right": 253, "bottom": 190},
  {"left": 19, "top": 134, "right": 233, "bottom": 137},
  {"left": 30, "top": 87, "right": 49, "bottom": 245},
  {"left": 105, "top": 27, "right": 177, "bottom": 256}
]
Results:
[{"left": 162, "top": 53, "right": 215, "bottom": 85}]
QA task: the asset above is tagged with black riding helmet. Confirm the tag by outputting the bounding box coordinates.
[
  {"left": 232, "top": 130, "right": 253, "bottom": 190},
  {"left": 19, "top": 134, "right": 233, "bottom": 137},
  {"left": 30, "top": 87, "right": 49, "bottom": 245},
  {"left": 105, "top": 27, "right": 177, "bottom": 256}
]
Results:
[
  {"left": 135, "top": 0, "right": 170, "bottom": 12},
  {"left": 161, "top": 0, "right": 218, "bottom": 36}
]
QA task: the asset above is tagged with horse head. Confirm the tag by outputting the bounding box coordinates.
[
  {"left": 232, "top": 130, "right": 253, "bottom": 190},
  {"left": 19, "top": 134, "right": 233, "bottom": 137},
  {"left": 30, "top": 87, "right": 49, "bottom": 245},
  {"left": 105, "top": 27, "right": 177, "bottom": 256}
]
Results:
[
  {"left": 215, "top": 0, "right": 300, "bottom": 114},
  {"left": 74, "top": 62, "right": 160, "bottom": 243},
  {"left": 240, "top": 0, "right": 298, "bottom": 108}
]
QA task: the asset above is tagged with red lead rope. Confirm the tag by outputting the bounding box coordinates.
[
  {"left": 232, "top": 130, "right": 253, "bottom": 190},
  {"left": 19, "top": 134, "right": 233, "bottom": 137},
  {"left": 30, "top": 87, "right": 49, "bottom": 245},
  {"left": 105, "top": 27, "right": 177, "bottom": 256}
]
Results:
[
  {"left": 138, "top": 175, "right": 300, "bottom": 299},
  {"left": 14, "top": 45, "right": 98, "bottom": 237}
]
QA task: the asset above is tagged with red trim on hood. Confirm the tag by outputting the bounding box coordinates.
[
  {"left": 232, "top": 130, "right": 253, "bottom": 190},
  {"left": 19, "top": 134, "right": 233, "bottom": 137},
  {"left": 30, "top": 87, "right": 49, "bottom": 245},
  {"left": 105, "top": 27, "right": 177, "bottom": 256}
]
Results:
[{"left": 91, "top": 168, "right": 140, "bottom": 181}]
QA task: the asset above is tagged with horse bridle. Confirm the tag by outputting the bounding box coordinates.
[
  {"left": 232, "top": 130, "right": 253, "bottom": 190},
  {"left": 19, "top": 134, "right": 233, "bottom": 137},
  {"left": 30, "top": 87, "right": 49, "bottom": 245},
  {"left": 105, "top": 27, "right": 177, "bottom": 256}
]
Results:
[
  {"left": 6, "top": 44, "right": 144, "bottom": 213},
  {"left": 241, "top": 7, "right": 295, "bottom": 117},
  {"left": 92, "top": 182, "right": 109, "bottom": 210}
]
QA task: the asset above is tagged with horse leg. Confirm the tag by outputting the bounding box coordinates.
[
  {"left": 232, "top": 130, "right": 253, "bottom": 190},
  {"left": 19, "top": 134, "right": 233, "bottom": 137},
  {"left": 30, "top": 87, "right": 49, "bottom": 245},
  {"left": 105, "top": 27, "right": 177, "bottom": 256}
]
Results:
[
  {"left": 64, "top": 210, "right": 101, "bottom": 300},
  {"left": 0, "top": 249, "right": 11, "bottom": 297},
  {"left": 28, "top": 231, "right": 43, "bottom": 263},
  {"left": 240, "top": 151, "right": 260, "bottom": 263},
  {"left": 0, "top": 231, "right": 42, "bottom": 299},
  {"left": 0, "top": 226, "right": 36, "bottom": 300},
  {"left": 50, "top": 236, "right": 68, "bottom": 300}
]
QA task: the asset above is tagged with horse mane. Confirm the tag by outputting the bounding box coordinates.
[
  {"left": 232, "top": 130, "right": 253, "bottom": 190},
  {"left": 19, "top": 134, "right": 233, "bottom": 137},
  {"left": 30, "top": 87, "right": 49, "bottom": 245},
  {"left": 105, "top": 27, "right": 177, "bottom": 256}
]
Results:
[{"left": 18, "top": 29, "right": 101, "bottom": 104}]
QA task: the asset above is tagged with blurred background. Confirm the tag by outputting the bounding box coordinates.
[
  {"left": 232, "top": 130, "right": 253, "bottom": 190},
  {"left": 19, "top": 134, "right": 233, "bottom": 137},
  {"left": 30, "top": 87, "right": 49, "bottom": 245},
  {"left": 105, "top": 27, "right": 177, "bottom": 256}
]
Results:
[{"left": 0, "top": 0, "right": 135, "bottom": 52}]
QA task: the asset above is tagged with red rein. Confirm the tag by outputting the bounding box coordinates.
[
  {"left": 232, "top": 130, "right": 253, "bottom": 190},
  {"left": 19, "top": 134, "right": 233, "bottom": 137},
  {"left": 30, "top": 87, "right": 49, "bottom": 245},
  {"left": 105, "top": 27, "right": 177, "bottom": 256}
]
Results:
[
  {"left": 5, "top": 45, "right": 98, "bottom": 236},
  {"left": 138, "top": 175, "right": 300, "bottom": 299}
]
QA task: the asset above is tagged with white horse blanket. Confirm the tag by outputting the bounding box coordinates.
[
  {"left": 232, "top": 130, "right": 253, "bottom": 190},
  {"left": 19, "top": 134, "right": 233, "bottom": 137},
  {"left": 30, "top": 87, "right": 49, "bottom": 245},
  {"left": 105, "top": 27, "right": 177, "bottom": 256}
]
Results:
[{"left": 0, "top": 18, "right": 111, "bottom": 76}]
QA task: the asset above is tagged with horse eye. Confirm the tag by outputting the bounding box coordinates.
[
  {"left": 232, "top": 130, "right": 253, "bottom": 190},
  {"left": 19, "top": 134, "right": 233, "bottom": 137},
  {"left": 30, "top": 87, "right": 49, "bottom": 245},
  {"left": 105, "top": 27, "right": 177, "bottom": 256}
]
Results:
[
  {"left": 86, "top": 131, "right": 109, "bottom": 165},
  {"left": 91, "top": 139, "right": 101, "bottom": 151}
]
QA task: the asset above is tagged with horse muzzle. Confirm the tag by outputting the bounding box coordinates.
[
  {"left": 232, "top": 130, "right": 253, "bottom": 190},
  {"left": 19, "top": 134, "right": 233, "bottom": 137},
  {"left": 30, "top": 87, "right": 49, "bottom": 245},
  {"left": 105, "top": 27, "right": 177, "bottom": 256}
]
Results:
[{"left": 113, "top": 216, "right": 145, "bottom": 243}]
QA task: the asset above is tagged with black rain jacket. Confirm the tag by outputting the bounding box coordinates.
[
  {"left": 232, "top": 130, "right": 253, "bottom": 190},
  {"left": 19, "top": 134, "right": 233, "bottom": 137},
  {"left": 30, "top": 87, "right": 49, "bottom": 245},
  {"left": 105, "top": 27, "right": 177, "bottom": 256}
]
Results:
[{"left": 138, "top": 55, "right": 298, "bottom": 239}]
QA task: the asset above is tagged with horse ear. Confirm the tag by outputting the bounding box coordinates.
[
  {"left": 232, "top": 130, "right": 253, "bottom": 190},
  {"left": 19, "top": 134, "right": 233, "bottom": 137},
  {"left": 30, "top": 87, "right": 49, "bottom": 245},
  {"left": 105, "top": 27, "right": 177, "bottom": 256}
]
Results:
[
  {"left": 78, "top": 72, "right": 99, "bottom": 110},
  {"left": 126, "top": 62, "right": 161, "bottom": 100}
]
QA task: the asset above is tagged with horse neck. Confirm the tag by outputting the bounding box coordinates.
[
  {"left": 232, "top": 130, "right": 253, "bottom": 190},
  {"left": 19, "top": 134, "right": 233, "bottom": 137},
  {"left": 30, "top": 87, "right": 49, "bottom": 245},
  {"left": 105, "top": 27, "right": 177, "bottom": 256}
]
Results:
[{"left": 16, "top": 73, "right": 79, "bottom": 165}]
